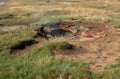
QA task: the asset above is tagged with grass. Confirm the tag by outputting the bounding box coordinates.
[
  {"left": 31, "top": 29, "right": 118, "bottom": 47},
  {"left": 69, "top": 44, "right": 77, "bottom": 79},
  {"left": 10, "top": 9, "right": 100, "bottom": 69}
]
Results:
[
  {"left": 8, "top": 0, "right": 52, "bottom": 5},
  {"left": 0, "top": 41, "right": 92, "bottom": 79},
  {"left": 0, "top": 28, "right": 36, "bottom": 50},
  {"left": 43, "top": 41, "right": 73, "bottom": 50},
  {"left": 97, "top": 57, "right": 120, "bottom": 79},
  {"left": 0, "top": 12, "right": 41, "bottom": 26},
  {"left": 0, "top": 40, "right": 120, "bottom": 79},
  {"left": 0, "top": 14, "right": 14, "bottom": 20},
  {"left": 0, "top": 0, "right": 120, "bottom": 79},
  {"left": 107, "top": 18, "right": 120, "bottom": 28}
]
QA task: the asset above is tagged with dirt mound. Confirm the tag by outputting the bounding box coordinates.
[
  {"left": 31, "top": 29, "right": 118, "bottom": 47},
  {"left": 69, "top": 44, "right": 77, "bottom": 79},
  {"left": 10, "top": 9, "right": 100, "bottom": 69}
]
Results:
[
  {"left": 36, "top": 21, "right": 119, "bottom": 72},
  {"left": 11, "top": 21, "right": 119, "bottom": 72},
  {"left": 36, "top": 21, "right": 115, "bottom": 41}
]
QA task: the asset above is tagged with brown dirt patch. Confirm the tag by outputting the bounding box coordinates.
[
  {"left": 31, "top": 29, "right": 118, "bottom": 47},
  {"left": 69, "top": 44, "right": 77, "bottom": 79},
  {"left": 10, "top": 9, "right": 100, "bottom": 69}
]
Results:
[
  {"left": 54, "top": 35, "right": 120, "bottom": 72},
  {"left": 40, "top": 21, "right": 115, "bottom": 41},
  {"left": 10, "top": 21, "right": 120, "bottom": 72},
  {"left": 40, "top": 21, "right": 119, "bottom": 72}
]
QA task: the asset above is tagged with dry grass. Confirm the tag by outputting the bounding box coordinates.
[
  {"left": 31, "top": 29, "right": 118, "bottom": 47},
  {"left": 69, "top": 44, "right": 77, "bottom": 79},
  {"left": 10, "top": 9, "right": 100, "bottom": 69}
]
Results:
[
  {"left": 0, "top": 0, "right": 120, "bottom": 79},
  {"left": 1, "top": 0, "right": 119, "bottom": 28}
]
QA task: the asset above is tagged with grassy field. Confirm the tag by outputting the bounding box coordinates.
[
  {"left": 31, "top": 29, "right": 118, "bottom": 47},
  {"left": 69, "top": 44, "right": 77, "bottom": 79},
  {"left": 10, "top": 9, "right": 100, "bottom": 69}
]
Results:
[{"left": 0, "top": 0, "right": 120, "bottom": 79}]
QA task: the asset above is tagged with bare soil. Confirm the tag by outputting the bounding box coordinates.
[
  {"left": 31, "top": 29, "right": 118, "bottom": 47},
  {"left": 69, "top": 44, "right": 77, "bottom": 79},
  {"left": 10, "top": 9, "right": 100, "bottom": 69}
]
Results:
[
  {"left": 11, "top": 21, "right": 120, "bottom": 72},
  {"left": 50, "top": 21, "right": 120, "bottom": 72},
  {"left": 54, "top": 34, "right": 120, "bottom": 72}
]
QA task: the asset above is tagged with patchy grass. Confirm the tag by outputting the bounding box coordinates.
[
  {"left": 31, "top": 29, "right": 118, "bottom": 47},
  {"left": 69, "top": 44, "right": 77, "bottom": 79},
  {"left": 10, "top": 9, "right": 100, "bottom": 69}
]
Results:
[
  {"left": 43, "top": 41, "right": 73, "bottom": 51},
  {"left": 0, "top": 28, "right": 36, "bottom": 51},
  {"left": 92, "top": 57, "right": 120, "bottom": 79},
  {"left": 0, "top": 41, "right": 92, "bottom": 79},
  {"left": 0, "top": 12, "right": 41, "bottom": 26},
  {"left": 0, "top": 0, "right": 120, "bottom": 79},
  {"left": 97, "top": 68, "right": 120, "bottom": 79},
  {"left": 107, "top": 18, "right": 120, "bottom": 28},
  {"left": 0, "top": 40, "right": 120, "bottom": 79},
  {"left": 31, "top": 15, "right": 70, "bottom": 28},
  {"left": 43, "top": 10, "right": 71, "bottom": 16},
  {"left": 0, "top": 14, "right": 14, "bottom": 20}
]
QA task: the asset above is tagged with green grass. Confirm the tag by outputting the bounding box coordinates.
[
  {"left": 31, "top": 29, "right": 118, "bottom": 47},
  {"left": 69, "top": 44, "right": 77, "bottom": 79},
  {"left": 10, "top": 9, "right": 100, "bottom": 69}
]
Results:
[
  {"left": 31, "top": 15, "right": 70, "bottom": 28},
  {"left": 0, "top": 28, "right": 36, "bottom": 51},
  {"left": 0, "top": 41, "right": 92, "bottom": 79},
  {"left": 107, "top": 18, "right": 120, "bottom": 28},
  {"left": 43, "top": 10, "right": 71, "bottom": 16},
  {"left": 96, "top": 69, "right": 120, "bottom": 79},
  {"left": 0, "top": 40, "right": 120, "bottom": 79},
  {"left": 0, "top": 14, "right": 14, "bottom": 20},
  {"left": 0, "top": 13, "right": 40, "bottom": 26},
  {"left": 43, "top": 41, "right": 73, "bottom": 50},
  {"left": 92, "top": 57, "right": 120, "bottom": 79},
  {"left": 0, "top": 30, "right": 8, "bottom": 35}
]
